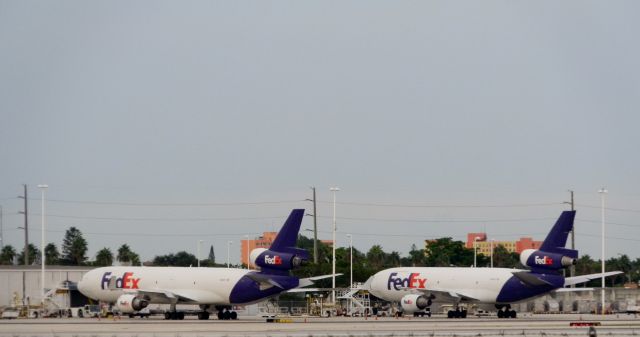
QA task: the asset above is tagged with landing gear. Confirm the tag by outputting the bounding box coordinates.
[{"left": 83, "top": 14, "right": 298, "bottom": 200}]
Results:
[
  {"left": 163, "top": 311, "right": 185, "bottom": 320},
  {"left": 197, "top": 312, "right": 210, "bottom": 320},
  {"left": 496, "top": 305, "right": 517, "bottom": 319},
  {"left": 163, "top": 303, "right": 185, "bottom": 320},
  {"left": 215, "top": 306, "right": 237, "bottom": 320},
  {"left": 447, "top": 308, "right": 467, "bottom": 318}
]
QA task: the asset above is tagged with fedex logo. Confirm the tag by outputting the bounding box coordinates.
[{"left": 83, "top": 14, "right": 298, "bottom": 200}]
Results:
[
  {"left": 534, "top": 256, "right": 554, "bottom": 265},
  {"left": 101, "top": 272, "right": 141, "bottom": 290},
  {"left": 264, "top": 255, "right": 282, "bottom": 265},
  {"left": 387, "top": 272, "right": 427, "bottom": 291}
]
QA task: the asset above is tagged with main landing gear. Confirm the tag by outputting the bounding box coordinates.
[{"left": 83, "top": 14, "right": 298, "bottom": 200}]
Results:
[
  {"left": 164, "top": 303, "right": 185, "bottom": 320},
  {"left": 496, "top": 305, "right": 517, "bottom": 319},
  {"left": 215, "top": 306, "right": 238, "bottom": 320},
  {"left": 446, "top": 308, "right": 467, "bottom": 318}
]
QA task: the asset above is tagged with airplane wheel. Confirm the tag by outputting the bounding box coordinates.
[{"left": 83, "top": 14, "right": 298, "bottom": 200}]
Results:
[
  {"left": 231, "top": 311, "right": 237, "bottom": 320},
  {"left": 510, "top": 310, "right": 517, "bottom": 318},
  {"left": 223, "top": 310, "right": 231, "bottom": 320},
  {"left": 217, "top": 311, "right": 224, "bottom": 320},
  {"left": 497, "top": 310, "right": 504, "bottom": 318},
  {"left": 447, "top": 310, "right": 453, "bottom": 318},
  {"left": 461, "top": 310, "right": 467, "bottom": 318},
  {"left": 204, "top": 312, "right": 210, "bottom": 320},
  {"left": 179, "top": 312, "right": 185, "bottom": 320}
]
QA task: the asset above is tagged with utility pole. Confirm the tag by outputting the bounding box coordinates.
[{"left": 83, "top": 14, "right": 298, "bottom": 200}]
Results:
[
  {"left": 18, "top": 184, "right": 29, "bottom": 265},
  {"left": 0, "top": 205, "right": 4, "bottom": 250},
  {"left": 311, "top": 187, "right": 318, "bottom": 264},
  {"left": 565, "top": 190, "right": 575, "bottom": 287}
]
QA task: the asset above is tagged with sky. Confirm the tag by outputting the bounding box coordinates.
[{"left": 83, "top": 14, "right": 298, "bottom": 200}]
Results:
[{"left": 1, "top": 1, "right": 639, "bottom": 265}]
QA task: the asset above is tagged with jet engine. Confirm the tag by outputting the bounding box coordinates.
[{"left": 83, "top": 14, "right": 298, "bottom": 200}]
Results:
[
  {"left": 520, "top": 249, "right": 577, "bottom": 271},
  {"left": 249, "top": 248, "right": 305, "bottom": 271},
  {"left": 399, "top": 294, "right": 430, "bottom": 313},
  {"left": 115, "top": 294, "right": 149, "bottom": 313}
]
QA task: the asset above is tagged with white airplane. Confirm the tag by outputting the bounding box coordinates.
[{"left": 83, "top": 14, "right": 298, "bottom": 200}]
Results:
[
  {"left": 78, "top": 209, "right": 331, "bottom": 320},
  {"left": 365, "top": 211, "right": 622, "bottom": 318}
]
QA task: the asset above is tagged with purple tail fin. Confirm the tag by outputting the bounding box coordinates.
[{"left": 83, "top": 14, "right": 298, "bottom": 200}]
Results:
[
  {"left": 539, "top": 210, "right": 578, "bottom": 258},
  {"left": 269, "top": 209, "right": 309, "bottom": 260}
]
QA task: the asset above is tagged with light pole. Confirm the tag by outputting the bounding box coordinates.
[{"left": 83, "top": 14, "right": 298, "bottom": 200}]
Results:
[
  {"left": 330, "top": 186, "right": 340, "bottom": 304},
  {"left": 245, "top": 235, "right": 249, "bottom": 269},
  {"left": 347, "top": 234, "right": 353, "bottom": 315},
  {"left": 37, "top": 184, "right": 48, "bottom": 307},
  {"left": 599, "top": 187, "right": 607, "bottom": 315},
  {"left": 227, "top": 240, "right": 232, "bottom": 268},
  {"left": 197, "top": 240, "right": 203, "bottom": 267},
  {"left": 490, "top": 239, "right": 494, "bottom": 268},
  {"left": 473, "top": 237, "right": 480, "bottom": 268}
]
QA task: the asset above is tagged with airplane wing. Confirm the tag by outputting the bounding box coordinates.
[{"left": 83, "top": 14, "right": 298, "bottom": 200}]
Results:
[
  {"left": 108, "top": 275, "right": 201, "bottom": 303},
  {"left": 121, "top": 288, "right": 200, "bottom": 303},
  {"left": 245, "top": 273, "right": 285, "bottom": 290},
  {"left": 512, "top": 271, "right": 554, "bottom": 287},
  {"left": 405, "top": 287, "right": 480, "bottom": 302},
  {"left": 563, "top": 271, "right": 623, "bottom": 287}
]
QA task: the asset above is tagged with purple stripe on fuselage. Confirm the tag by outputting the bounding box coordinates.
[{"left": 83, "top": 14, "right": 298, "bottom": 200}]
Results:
[
  {"left": 496, "top": 273, "right": 564, "bottom": 303},
  {"left": 229, "top": 273, "right": 299, "bottom": 304}
]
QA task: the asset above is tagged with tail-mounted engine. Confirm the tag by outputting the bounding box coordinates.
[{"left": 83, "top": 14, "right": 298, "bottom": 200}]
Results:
[
  {"left": 520, "top": 249, "right": 577, "bottom": 271},
  {"left": 115, "top": 294, "right": 149, "bottom": 313},
  {"left": 399, "top": 294, "right": 431, "bottom": 314},
  {"left": 250, "top": 248, "right": 306, "bottom": 271}
]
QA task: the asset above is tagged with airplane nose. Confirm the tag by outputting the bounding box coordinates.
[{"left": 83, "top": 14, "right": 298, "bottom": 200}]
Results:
[{"left": 77, "top": 275, "right": 88, "bottom": 295}]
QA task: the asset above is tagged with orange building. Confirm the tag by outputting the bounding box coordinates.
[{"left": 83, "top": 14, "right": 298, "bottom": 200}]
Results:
[
  {"left": 241, "top": 232, "right": 278, "bottom": 268},
  {"left": 465, "top": 232, "right": 542, "bottom": 255},
  {"left": 241, "top": 232, "right": 333, "bottom": 268}
]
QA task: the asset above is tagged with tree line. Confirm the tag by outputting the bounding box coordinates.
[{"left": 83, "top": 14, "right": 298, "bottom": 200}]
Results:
[
  {"left": 0, "top": 227, "right": 222, "bottom": 267},
  {"left": 1, "top": 227, "right": 638, "bottom": 288}
]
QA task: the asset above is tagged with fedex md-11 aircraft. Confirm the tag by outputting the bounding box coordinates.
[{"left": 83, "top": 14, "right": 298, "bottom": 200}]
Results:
[
  {"left": 78, "top": 209, "right": 330, "bottom": 320},
  {"left": 365, "top": 211, "right": 622, "bottom": 318}
]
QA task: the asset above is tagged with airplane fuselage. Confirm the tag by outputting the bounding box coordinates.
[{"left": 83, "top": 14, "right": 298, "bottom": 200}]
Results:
[
  {"left": 368, "top": 267, "right": 563, "bottom": 305},
  {"left": 78, "top": 266, "right": 299, "bottom": 306}
]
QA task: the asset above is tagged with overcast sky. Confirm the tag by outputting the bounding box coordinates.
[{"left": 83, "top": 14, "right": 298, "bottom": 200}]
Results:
[{"left": 1, "top": 1, "right": 639, "bottom": 265}]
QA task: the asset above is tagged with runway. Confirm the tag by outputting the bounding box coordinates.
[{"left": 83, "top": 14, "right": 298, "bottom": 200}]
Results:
[{"left": 1, "top": 314, "right": 640, "bottom": 337}]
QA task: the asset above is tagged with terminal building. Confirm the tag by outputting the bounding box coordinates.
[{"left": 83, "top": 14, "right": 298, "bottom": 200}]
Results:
[{"left": 0, "top": 265, "right": 91, "bottom": 308}]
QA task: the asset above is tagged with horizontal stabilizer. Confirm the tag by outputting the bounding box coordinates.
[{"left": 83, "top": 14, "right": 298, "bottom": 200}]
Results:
[
  {"left": 287, "top": 288, "right": 321, "bottom": 293},
  {"left": 337, "top": 287, "right": 361, "bottom": 299},
  {"left": 298, "top": 273, "right": 342, "bottom": 288},
  {"left": 554, "top": 287, "right": 594, "bottom": 293},
  {"left": 564, "top": 271, "right": 623, "bottom": 287}
]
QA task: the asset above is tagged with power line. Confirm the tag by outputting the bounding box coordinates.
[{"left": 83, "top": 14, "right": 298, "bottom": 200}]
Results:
[
  {"left": 35, "top": 198, "right": 305, "bottom": 207},
  {"left": 576, "top": 204, "right": 640, "bottom": 214},
  {"left": 30, "top": 213, "right": 285, "bottom": 222},
  {"left": 318, "top": 201, "right": 564, "bottom": 208},
  {"left": 0, "top": 196, "right": 568, "bottom": 209},
  {"left": 318, "top": 215, "right": 556, "bottom": 223},
  {"left": 577, "top": 218, "right": 640, "bottom": 228}
]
